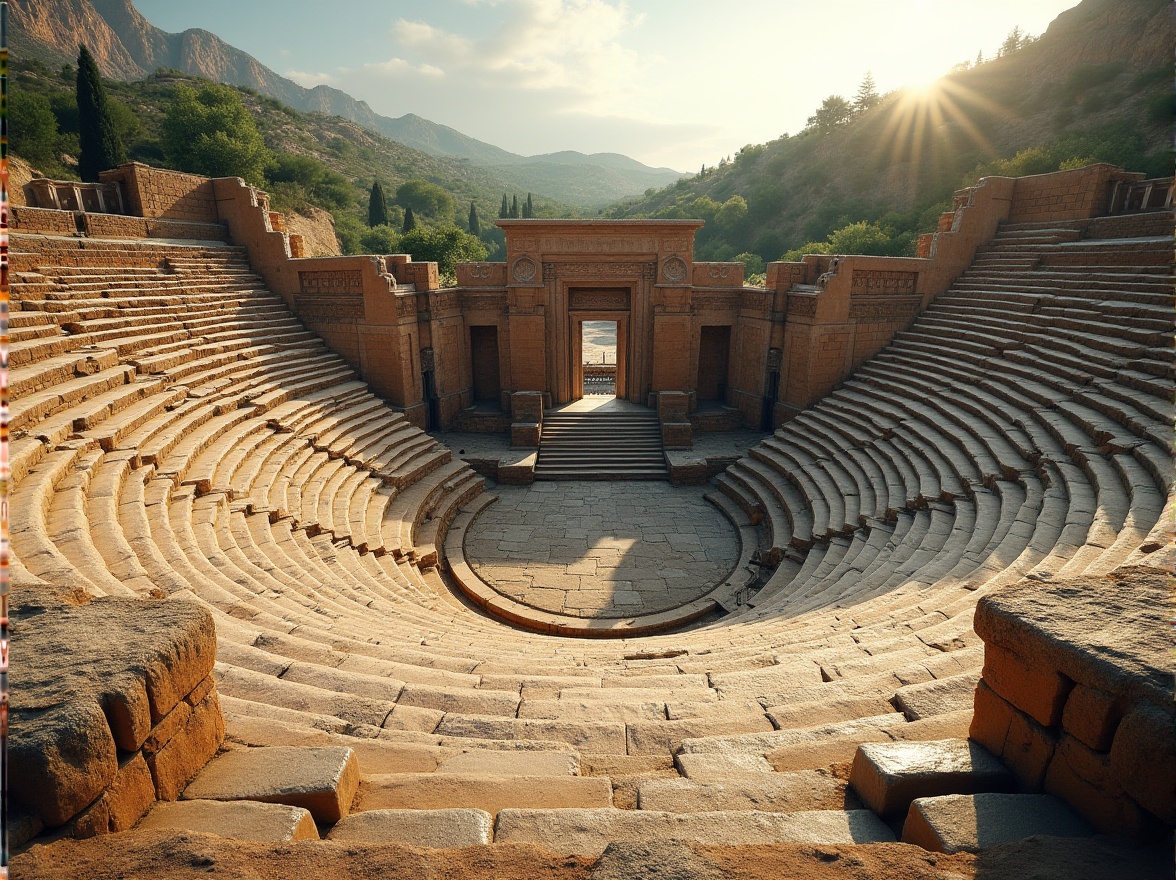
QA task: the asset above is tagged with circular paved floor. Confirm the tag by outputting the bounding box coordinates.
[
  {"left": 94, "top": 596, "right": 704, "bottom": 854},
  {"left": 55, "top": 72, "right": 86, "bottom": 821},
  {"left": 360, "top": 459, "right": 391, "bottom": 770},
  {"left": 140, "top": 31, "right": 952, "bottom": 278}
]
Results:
[{"left": 464, "top": 482, "right": 739, "bottom": 619}]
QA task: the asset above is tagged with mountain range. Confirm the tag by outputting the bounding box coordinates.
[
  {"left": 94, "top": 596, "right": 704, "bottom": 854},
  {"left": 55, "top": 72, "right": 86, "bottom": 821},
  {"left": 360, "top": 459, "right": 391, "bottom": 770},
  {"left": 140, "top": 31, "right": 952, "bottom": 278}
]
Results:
[{"left": 10, "top": 0, "right": 684, "bottom": 207}]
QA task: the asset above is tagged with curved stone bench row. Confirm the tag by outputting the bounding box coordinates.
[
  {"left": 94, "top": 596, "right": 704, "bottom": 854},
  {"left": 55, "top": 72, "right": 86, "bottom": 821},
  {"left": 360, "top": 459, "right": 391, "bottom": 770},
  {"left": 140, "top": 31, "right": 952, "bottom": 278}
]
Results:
[{"left": 9, "top": 218, "right": 1174, "bottom": 841}]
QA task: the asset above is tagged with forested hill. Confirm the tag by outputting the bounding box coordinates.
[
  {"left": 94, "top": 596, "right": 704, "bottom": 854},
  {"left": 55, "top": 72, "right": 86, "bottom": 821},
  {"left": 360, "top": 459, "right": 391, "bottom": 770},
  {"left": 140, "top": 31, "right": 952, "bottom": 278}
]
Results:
[
  {"left": 605, "top": 0, "right": 1172, "bottom": 267},
  {"left": 11, "top": 0, "right": 683, "bottom": 208}
]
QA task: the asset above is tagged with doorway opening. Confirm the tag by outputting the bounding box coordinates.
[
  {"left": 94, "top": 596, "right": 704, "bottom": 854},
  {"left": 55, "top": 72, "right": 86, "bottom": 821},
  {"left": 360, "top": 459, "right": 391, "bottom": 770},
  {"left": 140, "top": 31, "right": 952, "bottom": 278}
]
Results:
[
  {"left": 581, "top": 320, "right": 618, "bottom": 397},
  {"left": 697, "top": 325, "right": 731, "bottom": 404}
]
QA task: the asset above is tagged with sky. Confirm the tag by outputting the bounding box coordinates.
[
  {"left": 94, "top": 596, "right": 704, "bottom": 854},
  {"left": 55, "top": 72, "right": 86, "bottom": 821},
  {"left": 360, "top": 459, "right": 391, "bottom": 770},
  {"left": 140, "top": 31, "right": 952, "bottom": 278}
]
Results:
[{"left": 133, "top": 0, "right": 1079, "bottom": 172}]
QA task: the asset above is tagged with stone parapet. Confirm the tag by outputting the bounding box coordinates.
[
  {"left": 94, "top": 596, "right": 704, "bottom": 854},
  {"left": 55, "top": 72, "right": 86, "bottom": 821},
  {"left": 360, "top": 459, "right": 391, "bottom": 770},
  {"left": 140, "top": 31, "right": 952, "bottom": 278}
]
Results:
[
  {"left": 11, "top": 206, "right": 79, "bottom": 235},
  {"left": 10, "top": 590, "right": 223, "bottom": 844},
  {"left": 969, "top": 567, "right": 1174, "bottom": 840}
]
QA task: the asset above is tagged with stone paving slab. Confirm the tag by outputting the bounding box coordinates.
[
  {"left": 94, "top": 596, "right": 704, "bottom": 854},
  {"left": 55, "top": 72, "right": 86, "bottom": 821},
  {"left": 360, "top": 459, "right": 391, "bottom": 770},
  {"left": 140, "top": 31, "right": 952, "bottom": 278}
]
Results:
[
  {"left": 902, "top": 792, "right": 1094, "bottom": 853},
  {"left": 465, "top": 482, "right": 738, "bottom": 619},
  {"left": 136, "top": 798, "right": 319, "bottom": 841},
  {"left": 328, "top": 808, "right": 493, "bottom": 847}
]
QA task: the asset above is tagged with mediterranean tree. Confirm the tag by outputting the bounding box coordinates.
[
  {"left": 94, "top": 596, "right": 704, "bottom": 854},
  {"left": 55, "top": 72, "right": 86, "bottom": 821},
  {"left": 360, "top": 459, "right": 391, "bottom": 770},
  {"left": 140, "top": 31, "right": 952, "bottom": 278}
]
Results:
[
  {"left": 853, "top": 72, "right": 880, "bottom": 113},
  {"left": 523, "top": 192, "right": 534, "bottom": 218},
  {"left": 499, "top": 193, "right": 509, "bottom": 218},
  {"left": 368, "top": 180, "right": 389, "bottom": 227},
  {"left": 76, "top": 44, "right": 126, "bottom": 181},
  {"left": 162, "top": 83, "right": 269, "bottom": 184},
  {"left": 12, "top": 91, "right": 59, "bottom": 168},
  {"left": 400, "top": 226, "right": 489, "bottom": 276},
  {"left": 402, "top": 206, "right": 417, "bottom": 233},
  {"left": 394, "top": 178, "right": 455, "bottom": 223},
  {"left": 468, "top": 201, "right": 480, "bottom": 236},
  {"left": 807, "top": 95, "right": 854, "bottom": 134}
]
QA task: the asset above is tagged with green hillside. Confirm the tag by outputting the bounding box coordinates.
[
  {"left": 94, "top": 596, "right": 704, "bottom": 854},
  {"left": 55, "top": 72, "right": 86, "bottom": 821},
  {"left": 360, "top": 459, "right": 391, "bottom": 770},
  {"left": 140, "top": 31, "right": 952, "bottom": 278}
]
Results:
[
  {"left": 11, "top": 60, "right": 585, "bottom": 258},
  {"left": 605, "top": 0, "right": 1171, "bottom": 266}
]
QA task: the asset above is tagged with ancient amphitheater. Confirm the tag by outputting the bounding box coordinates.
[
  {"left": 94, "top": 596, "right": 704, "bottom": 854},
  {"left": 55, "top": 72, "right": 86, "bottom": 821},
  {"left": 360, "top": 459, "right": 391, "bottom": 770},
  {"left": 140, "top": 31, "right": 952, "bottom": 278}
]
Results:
[{"left": 9, "top": 162, "right": 1173, "bottom": 879}]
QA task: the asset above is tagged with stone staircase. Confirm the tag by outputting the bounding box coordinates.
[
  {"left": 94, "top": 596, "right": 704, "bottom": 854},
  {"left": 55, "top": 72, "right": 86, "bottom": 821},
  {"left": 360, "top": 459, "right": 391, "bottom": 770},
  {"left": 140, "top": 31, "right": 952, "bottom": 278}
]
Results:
[{"left": 535, "top": 408, "right": 668, "bottom": 480}]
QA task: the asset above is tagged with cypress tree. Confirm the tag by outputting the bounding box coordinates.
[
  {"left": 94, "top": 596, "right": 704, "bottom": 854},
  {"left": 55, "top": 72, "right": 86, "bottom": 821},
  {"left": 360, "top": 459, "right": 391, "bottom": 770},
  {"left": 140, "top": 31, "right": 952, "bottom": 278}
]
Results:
[
  {"left": 402, "top": 206, "right": 416, "bottom": 233},
  {"left": 468, "top": 201, "right": 480, "bottom": 236},
  {"left": 368, "top": 181, "right": 389, "bottom": 227},
  {"left": 509, "top": 195, "right": 519, "bottom": 219},
  {"left": 499, "top": 193, "right": 509, "bottom": 218},
  {"left": 76, "top": 44, "right": 126, "bottom": 182},
  {"left": 523, "top": 193, "right": 534, "bottom": 218}
]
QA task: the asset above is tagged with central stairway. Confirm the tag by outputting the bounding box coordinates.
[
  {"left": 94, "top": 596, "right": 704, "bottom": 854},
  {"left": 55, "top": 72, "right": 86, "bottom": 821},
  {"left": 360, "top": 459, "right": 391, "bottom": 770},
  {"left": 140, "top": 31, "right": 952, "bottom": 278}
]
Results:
[{"left": 535, "top": 407, "right": 668, "bottom": 480}]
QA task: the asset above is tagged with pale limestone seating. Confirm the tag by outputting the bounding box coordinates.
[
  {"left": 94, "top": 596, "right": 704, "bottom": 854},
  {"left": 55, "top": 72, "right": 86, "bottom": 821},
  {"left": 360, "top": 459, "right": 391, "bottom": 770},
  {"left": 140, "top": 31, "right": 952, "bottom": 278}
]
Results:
[{"left": 11, "top": 215, "right": 1175, "bottom": 854}]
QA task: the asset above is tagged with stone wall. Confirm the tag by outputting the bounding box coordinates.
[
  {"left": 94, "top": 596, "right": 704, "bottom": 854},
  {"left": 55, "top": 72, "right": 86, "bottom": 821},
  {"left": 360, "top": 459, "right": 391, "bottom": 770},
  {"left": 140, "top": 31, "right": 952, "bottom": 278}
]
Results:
[
  {"left": 102, "top": 163, "right": 218, "bottom": 223},
  {"left": 11, "top": 206, "right": 79, "bottom": 235},
  {"left": 1007, "top": 163, "right": 1125, "bottom": 224},
  {"left": 10, "top": 592, "right": 223, "bottom": 845},
  {"left": 969, "top": 568, "right": 1174, "bottom": 840}
]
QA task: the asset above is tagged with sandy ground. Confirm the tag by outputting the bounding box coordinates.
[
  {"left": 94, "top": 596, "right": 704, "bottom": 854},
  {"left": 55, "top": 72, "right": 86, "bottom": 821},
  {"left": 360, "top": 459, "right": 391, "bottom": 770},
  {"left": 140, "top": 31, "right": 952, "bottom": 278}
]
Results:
[
  {"left": 13, "top": 832, "right": 1171, "bottom": 880},
  {"left": 582, "top": 321, "right": 617, "bottom": 365}
]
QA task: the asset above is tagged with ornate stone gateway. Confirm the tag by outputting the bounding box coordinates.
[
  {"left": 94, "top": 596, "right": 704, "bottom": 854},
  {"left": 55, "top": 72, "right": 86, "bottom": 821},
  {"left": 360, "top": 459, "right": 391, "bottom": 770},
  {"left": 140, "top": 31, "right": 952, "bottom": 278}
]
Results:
[{"left": 498, "top": 219, "right": 704, "bottom": 408}]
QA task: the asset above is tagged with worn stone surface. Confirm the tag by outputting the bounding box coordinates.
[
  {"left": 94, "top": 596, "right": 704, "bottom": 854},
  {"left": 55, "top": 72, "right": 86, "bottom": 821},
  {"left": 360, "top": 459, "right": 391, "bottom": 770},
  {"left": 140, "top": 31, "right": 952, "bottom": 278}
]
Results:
[
  {"left": 673, "top": 753, "right": 774, "bottom": 781},
  {"left": 328, "top": 808, "right": 493, "bottom": 847},
  {"left": 10, "top": 588, "right": 217, "bottom": 827},
  {"left": 182, "top": 746, "right": 359, "bottom": 823},
  {"left": 973, "top": 569, "right": 1169, "bottom": 707},
  {"left": 636, "top": 770, "right": 857, "bottom": 813},
  {"left": 589, "top": 841, "right": 723, "bottom": 880},
  {"left": 893, "top": 673, "right": 980, "bottom": 721},
  {"left": 359, "top": 773, "right": 612, "bottom": 814},
  {"left": 437, "top": 749, "right": 579, "bottom": 777},
  {"left": 494, "top": 808, "right": 896, "bottom": 856},
  {"left": 464, "top": 482, "right": 737, "bottom": 618},
  {"left": 850, "top": 739, "right": 1016, "bottom": 817},
  {"left": 902, "top": 792, "right": 1093, "bottom": 854},
  {"left": 147, "top": 683, "right": 225, "bottom": 801},
  {"left": 137, "top": 799, "right": 319, "bottom": 841},
  {"left": 1107, "top": 703, "right": 1176, "bottom": 826}
]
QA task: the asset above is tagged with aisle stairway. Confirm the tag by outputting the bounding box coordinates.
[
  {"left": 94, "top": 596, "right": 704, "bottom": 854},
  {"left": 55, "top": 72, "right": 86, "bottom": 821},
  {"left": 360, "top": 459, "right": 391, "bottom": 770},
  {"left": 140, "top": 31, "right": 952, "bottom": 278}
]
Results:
[{"left": 535, "top": 408, "right": 668, "bottom": 480}]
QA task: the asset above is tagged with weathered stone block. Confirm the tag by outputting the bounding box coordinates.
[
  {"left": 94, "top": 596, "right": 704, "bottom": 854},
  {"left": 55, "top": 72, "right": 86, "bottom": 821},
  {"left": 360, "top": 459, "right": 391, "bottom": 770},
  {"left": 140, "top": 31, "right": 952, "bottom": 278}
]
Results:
[
  {"left": 893, "top": 672, "right": 979, "bottom": 721},
  {"left": 138, "top": 799, "right": 319, "bottom": 842},
  {"left": 10, "top": 700, "right": 118, "bottom": 827},
  {"left": 182, "top": 746, "right": 360, "bottom": 823},
  {"left": 497, "top": 452, "right": 537, "bottom": 485},
  {"left": 1001, "top": 706, "right": 1056, "bottom": 790},
  {"left": 849, "top": 739, "right": 1015, "bottom": 818},
  {"left": 969, "top": 678, "right": 1014, "bottom": 757},
  {"left": 902, "top": 792, "right": 1093, "bottom": 854},
  {"left": 981, "top": 641, "right": 1071, "bottom": 728},
  {"left": 1108, "top": 703, "right": 1176, "bottom": 826},
  {"left": 148, "top": 683, "right": 225, "bottom": 801},
  {"left": 328, "top": 808, "right": 493, "bottom": 847},
  {"left": 105, "top": 753, "right": 158, "bottom": 832},
  {"left": 360, "top": 773, "right": 612, "bottom": 814},
  {"left": 510, "top": 422, "right": 540, "bottom": 447},
  {"left": 1061, "top": 683, "right": 1121, "bottom": 752}
]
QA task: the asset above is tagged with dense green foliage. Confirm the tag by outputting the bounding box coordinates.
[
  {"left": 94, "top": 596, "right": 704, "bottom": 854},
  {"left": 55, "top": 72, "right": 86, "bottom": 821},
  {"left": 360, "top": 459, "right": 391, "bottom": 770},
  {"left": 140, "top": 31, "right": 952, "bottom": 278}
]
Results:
[
  {"left": 394, "top": 178, "right": 456, "bottom": 224},
  {"left": 76, "top": 44, "right": 125, "bottom": 181},
  {"left": 402, "top": 206, "right": 417, "bottom": 232},
  {"left": 468, "top": 201, "right": 480, "bottom": 236},
  {"left": 162, "top": 83, "right": 269, "bottom": 184},
  {"left": 349, "top": 224, "right": 488, "bottom": 285},
  {"left": 12, "top": 90, "right": 59, "bottom": 167}
]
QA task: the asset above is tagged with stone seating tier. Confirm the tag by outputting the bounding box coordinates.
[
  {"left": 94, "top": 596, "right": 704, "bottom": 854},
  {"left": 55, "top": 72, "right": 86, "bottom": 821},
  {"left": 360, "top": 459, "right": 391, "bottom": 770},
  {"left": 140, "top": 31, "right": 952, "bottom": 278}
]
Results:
[{"left": 9, "top": 207, "right": 1173, "bottom": 867}]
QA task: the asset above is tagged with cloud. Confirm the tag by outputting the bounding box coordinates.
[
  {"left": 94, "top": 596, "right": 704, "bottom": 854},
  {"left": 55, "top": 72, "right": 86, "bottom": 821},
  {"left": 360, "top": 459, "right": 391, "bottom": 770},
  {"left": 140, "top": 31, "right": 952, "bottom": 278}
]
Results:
[
  {"left": 370, "top": 0, "right": 659, "bottom": 118},
  {"left": 365, "top": 58, "right": 445, "bottom": 77},
  {"left": 285, "top": 69, "right": 337, "bottom": 87}
]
